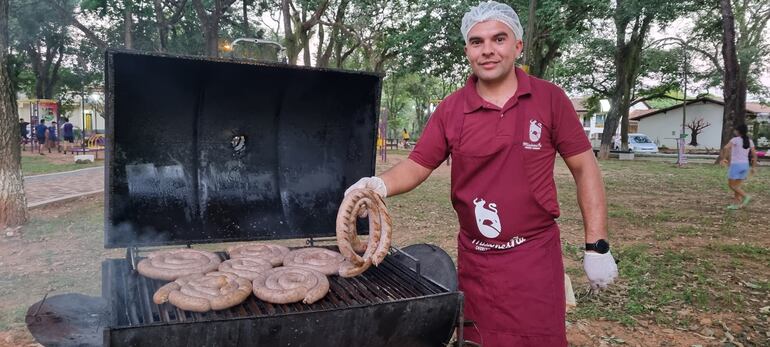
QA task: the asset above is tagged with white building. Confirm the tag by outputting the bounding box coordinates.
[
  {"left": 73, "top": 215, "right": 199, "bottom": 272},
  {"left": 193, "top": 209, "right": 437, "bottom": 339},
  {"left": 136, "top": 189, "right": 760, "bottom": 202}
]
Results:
[
  {"left": 572, "top": 97, "right": 649, "bottom": 140},
  {"left": 631, "top": 97, "right": 770, "bottom": 150}
]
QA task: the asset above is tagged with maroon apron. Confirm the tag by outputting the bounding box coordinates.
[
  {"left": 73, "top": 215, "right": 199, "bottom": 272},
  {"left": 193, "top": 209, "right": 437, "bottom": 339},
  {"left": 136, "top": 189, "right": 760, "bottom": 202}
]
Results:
[{"left": 451, "top": 98, "right": 567, "bottom": 346}]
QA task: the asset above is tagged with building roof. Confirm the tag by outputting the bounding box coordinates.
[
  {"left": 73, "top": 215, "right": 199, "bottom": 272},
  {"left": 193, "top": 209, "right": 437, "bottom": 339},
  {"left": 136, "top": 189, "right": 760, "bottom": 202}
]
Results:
[
  {"left": 570, "top": 98, "right": 589, "bottom": 114},
  {"left": 629, "top": 96, "right": 770, "bottom": 121},
  {"left": 629, "top": 109, "right": 658, "bottom": 120}
]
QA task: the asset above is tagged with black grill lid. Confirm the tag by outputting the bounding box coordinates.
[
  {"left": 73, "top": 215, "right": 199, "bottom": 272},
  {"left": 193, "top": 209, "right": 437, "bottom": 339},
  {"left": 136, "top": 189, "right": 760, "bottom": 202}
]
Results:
[{"left": 104, "top": 50, "right": 381, "bottom": 248}]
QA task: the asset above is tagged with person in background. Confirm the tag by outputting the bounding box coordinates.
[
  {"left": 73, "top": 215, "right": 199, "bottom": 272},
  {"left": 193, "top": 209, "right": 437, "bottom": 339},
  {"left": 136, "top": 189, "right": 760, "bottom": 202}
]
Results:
[
  {"left": 19, "top": 118, "right": 29, "bottom": 140},
  {"left": 47, "top": 121, "right": 59, "bottom": 153},
  {"left": 401, "top": 128, "right": 410, "bottom": 149},
  {"left": 34, "top": 120, "right": 48, "bottom": 155},
  {"left": 62, "top": 117, "right": 75, "bottom": 152},
  {"left": 720, "top": 124, "right": 757, "bottom": 209}
]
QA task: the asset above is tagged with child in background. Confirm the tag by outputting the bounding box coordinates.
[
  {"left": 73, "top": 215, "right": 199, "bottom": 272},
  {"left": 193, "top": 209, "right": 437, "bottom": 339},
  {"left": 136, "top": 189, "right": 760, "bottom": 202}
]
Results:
[{"left": 720, "top": 124, "right": 757, "bottom": 209}]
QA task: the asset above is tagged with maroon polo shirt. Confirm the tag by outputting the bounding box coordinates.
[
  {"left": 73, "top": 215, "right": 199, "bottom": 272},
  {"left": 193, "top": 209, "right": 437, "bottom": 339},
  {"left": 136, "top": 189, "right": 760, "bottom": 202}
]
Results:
[{"left": 409, "top": 67, "right": 591, "bottom": 219}]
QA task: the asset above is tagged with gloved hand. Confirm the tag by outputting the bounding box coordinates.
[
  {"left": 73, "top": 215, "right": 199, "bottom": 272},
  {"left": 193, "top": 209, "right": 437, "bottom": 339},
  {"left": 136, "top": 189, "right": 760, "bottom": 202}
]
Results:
[
  {"left": 344, "top": 176, "right": 387, "bottom": 198},
  {"left": 583, "top": 251, "right": 618, "bottom": 290}
]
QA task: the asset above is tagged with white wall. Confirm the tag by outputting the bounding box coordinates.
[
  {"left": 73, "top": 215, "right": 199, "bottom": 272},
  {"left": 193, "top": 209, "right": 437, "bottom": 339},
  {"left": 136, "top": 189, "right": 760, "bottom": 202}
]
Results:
[
  {"left": 637, "top": 101, "right": 724, "bottom": 149},
  {"left": 18, "top": 101, "right": 105, "bottom": 133}
]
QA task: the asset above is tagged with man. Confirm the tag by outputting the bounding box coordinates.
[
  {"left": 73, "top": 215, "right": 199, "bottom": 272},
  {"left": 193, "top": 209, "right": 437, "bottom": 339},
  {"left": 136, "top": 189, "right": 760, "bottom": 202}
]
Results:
[
  {"left": 47, "top": 121, "right": 59, "bottom": 153},
  {"left": 401, "top": 128, "right": 410, "bottom": 149},
  {"left": 19, "top": 118, "right": 29, "bottom": 139},
  {"left": 34, "top": 120, "right": 48, "bottom": 155},
  {"left": 61, "top": 118, "right": 75, "bottom": 152},
  {"left": 345, "top": 2, "right": 617, "bottom": 346}
]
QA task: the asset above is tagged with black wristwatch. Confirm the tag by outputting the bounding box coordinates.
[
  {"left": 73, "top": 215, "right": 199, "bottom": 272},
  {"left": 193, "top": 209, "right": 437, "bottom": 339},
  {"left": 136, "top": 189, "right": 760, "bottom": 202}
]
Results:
[{"left": 585, "top": 239, "right": 610, "bottom": 254}]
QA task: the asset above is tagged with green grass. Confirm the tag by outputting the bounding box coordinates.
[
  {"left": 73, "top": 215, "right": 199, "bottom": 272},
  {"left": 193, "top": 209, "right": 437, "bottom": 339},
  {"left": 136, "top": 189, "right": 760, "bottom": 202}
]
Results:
[
  {"left": 570, "top": 245, "right": 723, "bottom": 327},
  {"left": 709, "top": 243, "right": 770, "bottom": 265},
  {"left": 0, "top": 197, "right": 106, "bottom": 332},
  {"left": 22, "top": 155, "right": 102, "bottom": 176}
]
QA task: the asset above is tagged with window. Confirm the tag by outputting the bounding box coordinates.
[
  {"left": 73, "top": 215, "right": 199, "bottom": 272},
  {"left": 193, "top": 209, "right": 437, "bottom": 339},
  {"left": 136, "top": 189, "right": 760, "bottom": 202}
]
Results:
[{"left": 595, "top": 115, "right": 605, "bottom": 128}]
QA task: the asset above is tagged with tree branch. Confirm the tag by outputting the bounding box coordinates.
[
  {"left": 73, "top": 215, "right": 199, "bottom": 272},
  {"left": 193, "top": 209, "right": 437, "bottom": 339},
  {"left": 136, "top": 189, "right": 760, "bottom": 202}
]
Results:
[{"left": 45, "top": 0, "right": 107, "bottom": 50}]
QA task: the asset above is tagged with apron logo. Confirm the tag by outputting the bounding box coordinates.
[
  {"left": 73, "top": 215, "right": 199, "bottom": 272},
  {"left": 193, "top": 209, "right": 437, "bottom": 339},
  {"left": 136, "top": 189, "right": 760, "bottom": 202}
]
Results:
[
  {"left": 524, "top": 119, "right": 543, "bottom": 150},
  {"left": 473, "top": 198, "right": 502, "bottom": 238}
]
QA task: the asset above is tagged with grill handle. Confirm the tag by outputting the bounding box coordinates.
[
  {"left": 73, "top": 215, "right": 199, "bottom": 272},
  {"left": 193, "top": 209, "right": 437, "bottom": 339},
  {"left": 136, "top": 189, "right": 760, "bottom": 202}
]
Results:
[{"left": 390, "top": 246, "right": 422, "bottom": 284}]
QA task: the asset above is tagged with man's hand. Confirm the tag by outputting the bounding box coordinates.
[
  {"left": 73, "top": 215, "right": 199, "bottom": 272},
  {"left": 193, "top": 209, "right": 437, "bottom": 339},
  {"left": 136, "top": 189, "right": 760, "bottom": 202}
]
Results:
[
  {"left": 344, "top": 176, "right": 387, "bottom": 198},
  {"left": 583, "top": 251, "right": 618, "bottom": 289}
]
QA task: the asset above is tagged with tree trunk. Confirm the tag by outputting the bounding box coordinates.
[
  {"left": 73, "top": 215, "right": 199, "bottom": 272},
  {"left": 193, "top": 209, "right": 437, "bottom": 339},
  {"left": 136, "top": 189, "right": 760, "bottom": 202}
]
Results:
[
  {"left": 717, "top": 0, "right": 741, "bottom": 163},
  {"left": 204, "top": 24, "right": 219, "bottom": 57},
  {"left": 152, "top": 0, "right": 168, "bottom": 52},
  {"left": 124, "top": 0, "right": 133, "bottom": 49},
  {"left": 599, "top": 8, "right": 652, "bottom": 159},
  {"left": 0, "top": 0, "right": 29, "bottom": 227},
  {"left": 282, "top": 0, "right": 298, "bottom": 64},
  {"left": 522, "top": 0, "right": 537, "bottom": 68},
  {"left": 192, "top": 0, "right": 236, "bottom": 58},
  {"left": 242, "top": 0, "right": 249, "bottom": 36},
  {"left": 26, "top": 40, "right": 63, "bottom": 99}
]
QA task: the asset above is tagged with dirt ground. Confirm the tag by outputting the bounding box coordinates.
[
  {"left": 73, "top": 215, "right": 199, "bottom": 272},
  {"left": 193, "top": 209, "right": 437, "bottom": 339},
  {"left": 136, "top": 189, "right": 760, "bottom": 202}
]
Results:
[{"left": 1, "top": 152, "right": 769, "bottom": 346}]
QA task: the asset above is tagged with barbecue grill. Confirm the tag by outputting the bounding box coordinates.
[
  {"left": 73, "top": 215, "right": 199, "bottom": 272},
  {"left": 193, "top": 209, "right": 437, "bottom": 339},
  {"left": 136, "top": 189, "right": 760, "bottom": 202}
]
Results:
[{"left": 25, "top": 50, "right": 464, "bottom": 347}]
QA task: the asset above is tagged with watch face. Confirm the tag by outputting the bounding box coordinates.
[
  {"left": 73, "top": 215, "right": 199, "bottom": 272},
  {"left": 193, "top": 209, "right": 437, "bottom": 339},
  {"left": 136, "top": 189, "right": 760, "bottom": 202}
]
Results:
[{"left": 595, "top": 239, "right": 610, "bottom": 254}]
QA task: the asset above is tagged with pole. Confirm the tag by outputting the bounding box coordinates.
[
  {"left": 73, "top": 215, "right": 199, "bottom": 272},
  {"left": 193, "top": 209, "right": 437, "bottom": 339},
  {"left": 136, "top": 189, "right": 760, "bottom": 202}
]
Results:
[
  {"left": 681, "top": 40, "right": 687, "bottom": 141},
  {"left": 81, "top": 92, "right": 86, "bottom": 152},
  {"left": 679, "top": 40, "right": 688, "bottom": 167}
]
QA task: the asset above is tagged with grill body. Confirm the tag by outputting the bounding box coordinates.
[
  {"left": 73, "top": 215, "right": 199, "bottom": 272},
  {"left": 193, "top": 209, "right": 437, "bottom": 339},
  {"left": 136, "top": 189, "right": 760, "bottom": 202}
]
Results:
[{"left": 102, "top": 252, "right": 461, "bottom": 347}]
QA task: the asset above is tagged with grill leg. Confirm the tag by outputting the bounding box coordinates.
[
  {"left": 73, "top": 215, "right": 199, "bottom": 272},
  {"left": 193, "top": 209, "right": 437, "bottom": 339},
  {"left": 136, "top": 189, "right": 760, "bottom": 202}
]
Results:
[{"left": 456, "top": 292, "right": 464, "bottom": 346}]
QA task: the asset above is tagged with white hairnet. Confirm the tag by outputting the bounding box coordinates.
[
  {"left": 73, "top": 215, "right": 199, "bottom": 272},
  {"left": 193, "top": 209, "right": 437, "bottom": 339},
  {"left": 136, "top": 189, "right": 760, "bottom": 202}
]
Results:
[{"left": 461, "top": 1, "right": 523, "bottom": 43}]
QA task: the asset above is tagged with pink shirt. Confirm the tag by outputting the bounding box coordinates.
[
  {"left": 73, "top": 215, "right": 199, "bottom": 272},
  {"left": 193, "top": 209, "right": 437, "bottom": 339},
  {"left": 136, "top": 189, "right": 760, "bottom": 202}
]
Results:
[{"left": 730, "top": 137, "right": 754, "bottom": 164}]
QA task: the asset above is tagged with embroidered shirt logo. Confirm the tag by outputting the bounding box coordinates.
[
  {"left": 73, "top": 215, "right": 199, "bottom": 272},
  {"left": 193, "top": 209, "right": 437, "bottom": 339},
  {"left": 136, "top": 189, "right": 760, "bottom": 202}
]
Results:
[
  {"left": 473, "top": 198, "right": 502, "bottom": 238},
  {"left": 524, "top": 119, "right": 543, "bottom": 150}
]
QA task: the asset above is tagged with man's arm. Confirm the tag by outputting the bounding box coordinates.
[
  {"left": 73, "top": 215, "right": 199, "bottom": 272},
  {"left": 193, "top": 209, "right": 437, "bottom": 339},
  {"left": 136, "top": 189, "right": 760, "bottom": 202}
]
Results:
[
  {"left": 564, "top": 149, "right": 617, "bottom": 289},
  {"left": 563, "top": 149, "right": 607, "bottom": 246},
  {"left": 378, "top": 158, "right": 433, "bottom": 197}
]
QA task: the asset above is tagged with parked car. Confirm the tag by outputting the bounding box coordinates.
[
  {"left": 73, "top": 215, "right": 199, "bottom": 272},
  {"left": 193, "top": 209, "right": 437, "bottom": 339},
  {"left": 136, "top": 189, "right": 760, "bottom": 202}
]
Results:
[{"left": 623, "top": 133, "right": 659, "bottom": 153}]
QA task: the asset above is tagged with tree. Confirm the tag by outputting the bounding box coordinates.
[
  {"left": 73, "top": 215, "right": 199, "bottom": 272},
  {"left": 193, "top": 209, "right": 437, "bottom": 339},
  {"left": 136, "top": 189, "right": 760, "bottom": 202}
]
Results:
[
  {"left": 553, "top": 32, "right": 684, "bottom": 152},
  {"left": 11, "top": 0, "right": 72, "bottom": 99},
  {"left": 719, "top": 0, "right": 741, "bottom": 158},
  {"left": 316, "top": 0, "right": 354, "bottom": 68},
  {"left": 394, "top": 0, "right": 475, "bottom": 84},
  {"left": 591, "top": 0, "right": 695, "bottom": 159},
  {"left": 151, "top": 0, "right": 188, "bottom": 52},
  {"left": 0, "top": 0, "right": 29, "bottom": 227},
  {"left": 280, "top": 0, "right": 331, "bottom": 65},
  {"left": 191, "top": 0, "right": 238, "bottom": 57},
  {"left": 687, "top": 0, "right": 770, "bottom": 162},
  {"left": 686, "top": 118, "right": 711, "bottom": 146},
  {"left": 519, "top": 0, "right": 610, "bottom": 78}
]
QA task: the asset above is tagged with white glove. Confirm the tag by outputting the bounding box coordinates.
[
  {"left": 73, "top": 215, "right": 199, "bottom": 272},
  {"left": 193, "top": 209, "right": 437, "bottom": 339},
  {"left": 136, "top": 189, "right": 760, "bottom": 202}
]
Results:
[
  {"left": 344, "top": 176, "right": 387, "bottom": 198},
  {"left": 583, "top": 251, "right": 618, "bottom": 290}
]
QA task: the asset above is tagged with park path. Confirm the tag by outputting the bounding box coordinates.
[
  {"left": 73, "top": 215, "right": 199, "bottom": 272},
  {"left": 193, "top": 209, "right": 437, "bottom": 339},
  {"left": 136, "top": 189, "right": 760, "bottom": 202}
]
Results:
[{"left": 23, "top": 167, "right": 104, "bottom": 208}]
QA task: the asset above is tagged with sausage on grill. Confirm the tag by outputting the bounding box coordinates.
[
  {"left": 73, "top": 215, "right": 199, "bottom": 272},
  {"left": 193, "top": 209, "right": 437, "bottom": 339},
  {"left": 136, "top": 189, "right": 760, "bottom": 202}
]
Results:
[
  {"left": 153, "top": 272, "right": 252, "bottom": 312},
  {"left": 227, "top": 243, "right": 290, "bottom": 266},
  {"left": 282, "top": 247, "right": 345, "bottom": 275},
  {"left": 137, "top": 249, "right": 221, "bottom": 281},
  {"left": 218, "top": 258, "right": 273, "bottom": 280},
  {"left": 252, "top": 267, "right": 329, "bottom": 304}
]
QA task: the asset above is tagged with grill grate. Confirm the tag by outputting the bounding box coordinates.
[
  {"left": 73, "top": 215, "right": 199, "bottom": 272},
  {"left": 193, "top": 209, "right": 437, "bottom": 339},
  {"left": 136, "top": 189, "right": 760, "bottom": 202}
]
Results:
[{"left": 110, "top": 250, "right": 445, "bottom": 328}]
